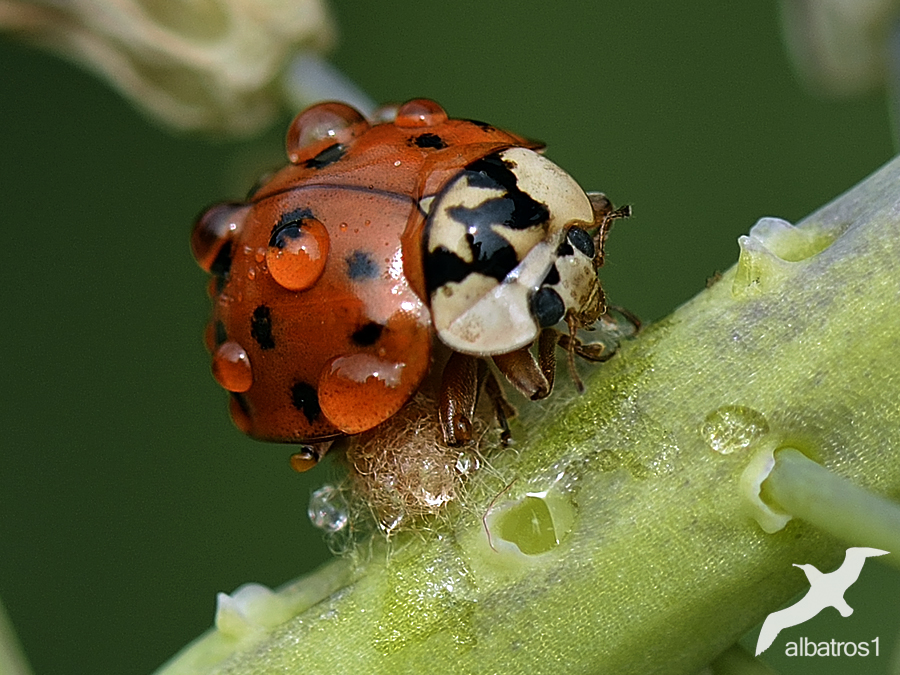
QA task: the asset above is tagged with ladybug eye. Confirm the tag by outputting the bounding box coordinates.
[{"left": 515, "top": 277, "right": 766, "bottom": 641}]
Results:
[
  {"left": 530, "top": 287, "right": 566, "bottom": 328},
  {"left": 190, "top": 202, "right": 248, "bottom": 274},
  {"left": 285, "top": 102, "right": 369, "bottom": 163},
  {"left": 566, "top": 226, "right": 595, "bottom": 259},
  {"left": 266, "top": 210, "right": 330, "bottom": 291},
  {"left": 394, "top": 99, "right": 448, "bottom": 128}
]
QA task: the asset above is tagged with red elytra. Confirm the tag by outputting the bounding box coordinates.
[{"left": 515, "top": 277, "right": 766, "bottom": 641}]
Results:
[{"left": 192, "top": 99, "right": 538, "bottom": 444}]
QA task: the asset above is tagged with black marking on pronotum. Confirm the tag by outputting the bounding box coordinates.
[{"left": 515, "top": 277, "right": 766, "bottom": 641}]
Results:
[
  {"left": 556, "top": 240, "right": 574, "bottom": 258},
  {"left": 530, "top": 287, "right": 566, "bottom": 327},
  {"left": 269, "top": 207, "right": 315, "bottom": 248},
  {"left": 444, "top": 205, "right": 520, "bottom": 280},
  {"left": 541, "top": 264, "right": 561, "bottom": 287},
  {"left": 459, "top": 153, "right": 549, "bottom": 230},
  {"left": 345, "top": 250, "right": 379, "bottom": 280},
  {"left": 425, "top": 241, "right": 520, "bottom": 290},
  {"left": 412, "top": 133, "right": 447, "bottom": 149},
  {"left": 250, "top": 305, "right": 275, "bottom": 350},
  {"left": 424, "top": 247, "right": 472, "bottom": 291},
  {"left": 290, "top": 381, "right": 321, "bottom": 423},
  {"left": 351, "top": 322, "right": 384, "bottom": 346},
  {"left": 424, "top": 150, "right": 552, "bottom": 294},
  {"left": 566, "top": 226, "right": 595, "bottom": 258},
  {"left": 303, "top": 143, "right": 346, "bottom": 170}
]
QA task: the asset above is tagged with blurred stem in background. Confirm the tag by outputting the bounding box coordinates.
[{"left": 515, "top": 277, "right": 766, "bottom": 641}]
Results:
[
  {"left": 0, "top": 0, "right": 373, "bottom": 134},
  {"left": 3, "top": 2, "right": 900, "bottom": 141},
  {"left": 779, "top": 0, "right": 900, "bottom": 147}
]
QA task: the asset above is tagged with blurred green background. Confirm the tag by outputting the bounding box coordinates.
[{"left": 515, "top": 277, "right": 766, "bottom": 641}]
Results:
[{"left": 0, "top": 2, "right": 897, "bottom": 674}]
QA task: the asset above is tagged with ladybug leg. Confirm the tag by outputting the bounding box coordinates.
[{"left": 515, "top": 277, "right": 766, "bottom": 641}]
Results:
[
  {"left": 492, "top": 345, "right": 551, "bottom": 401},
  {"left": 557, "top": 305, "right": 642, "bottom": 372},
  {"left": 483, "top": 367, "right": 517, "bottom": 446},
  {"left": 558, "top": 323, "right": 610, "bottom": 364},
  {"left": 563, "top": 314, "right": 586, "bottom": 393},
  {"left": 606, "top": 304, "right": 643, "bottom": 334},
  {"left": 438, "top": 351, "right": 483, "bottom": 446},
  {"left": 289, "top": 441, "right": 333, "bottom": 473},
  {"left": 537, "top": 327, "right": 558, "bottom": 394}
]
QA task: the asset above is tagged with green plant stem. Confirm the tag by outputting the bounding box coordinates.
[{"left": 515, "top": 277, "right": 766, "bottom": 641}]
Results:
[
  {"left": 709, "top": 644, "right": 778, "bottom": 675},
  {"left": 762, "top": 448, "right": 900, "bottom": 567},
  {"left": 156, "top": 155, "right": 900, "bottom": 675}
]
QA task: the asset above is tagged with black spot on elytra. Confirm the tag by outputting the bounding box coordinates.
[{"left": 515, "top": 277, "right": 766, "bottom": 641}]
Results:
[
  {"left": 303, "top": 143, "right": 346, "bottom": 170},
  {"left": 351, "top": 322, "right": 384, "bottom": 346},
  {"left": 214, "top": 321, "right": 227, "bottom": 347},
  {"left": 345, "top": 251, "right": 378, "bottom": 280},
  {"left": 542, "top": 264, "right": 560, "bottom": 287},
  {"left": 213, "top": 273, "right": 227, "bottom": 296},
  {"left": 290, "top": 382, "right": 321, "bottom": 423},
  {"left": 461, "top": 119, "right": 496, "bottom": 133},
  {"left": 566, "top": 226, "right": 595, "bottom": 258},
  {"left": 250, "top": 305, "right": 275, "bottom": 350},
  {"left": 269, "top": 207, "right": 315, "bottom": 248},
  {"left": 412, "top": 133, "right": 447, "bottom": 149},
  {"left": 230, "top": 392, "right": 251, "bottom": 417},
  {"left": 209, "top": 242, "right": 232, "bottom": 278},
  {"left": 530, "top": 287, "right": 566, "bottom": 327}
]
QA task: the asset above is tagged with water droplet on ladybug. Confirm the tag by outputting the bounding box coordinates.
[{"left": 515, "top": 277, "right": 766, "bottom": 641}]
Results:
[
  {"left": 394, "top": 99, "right": 448, "bottom": 127},
  {"left": 317, "top": 354, "right": 411, "bottom": 434},
  {"left": 265, "top": 217, "right": 330, "bottom": 291},
  {"left": 212, "top": 341, "right": 253, "bottom": 392},
  {"left": 285, "top": 102, "right": 369, "bottom": 163},
  {"left": 191, "top": 202, "right": 249, "bottom": 273}
]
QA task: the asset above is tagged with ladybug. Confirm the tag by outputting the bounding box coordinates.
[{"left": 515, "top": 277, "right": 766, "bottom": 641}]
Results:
[{"left": 191, "top": 99, "right": 630, "bottom": 471}]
